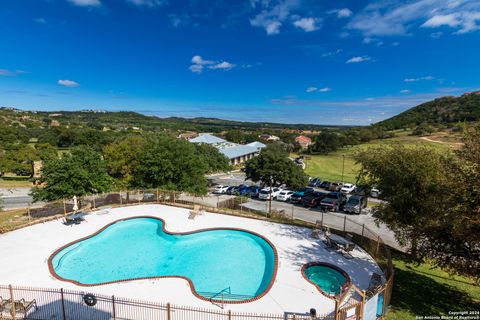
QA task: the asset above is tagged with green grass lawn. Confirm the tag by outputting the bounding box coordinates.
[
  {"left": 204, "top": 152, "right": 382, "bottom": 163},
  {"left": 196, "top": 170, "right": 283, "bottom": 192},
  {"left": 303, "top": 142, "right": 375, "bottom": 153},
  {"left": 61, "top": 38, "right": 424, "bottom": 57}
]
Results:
[
  {"left": 0, "top": 178, "right": 33, "bottom": 188},
  {"left": 386, "top": 258, "right": 480, "bottom": 320},
  {"left": 300, "top": 135, "right": 453, "bottom": 184}
]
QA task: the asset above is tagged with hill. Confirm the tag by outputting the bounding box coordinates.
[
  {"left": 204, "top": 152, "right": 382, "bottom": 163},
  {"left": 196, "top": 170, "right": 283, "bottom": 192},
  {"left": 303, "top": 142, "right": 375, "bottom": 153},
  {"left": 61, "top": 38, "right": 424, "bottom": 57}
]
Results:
[{"left": 376, "top": 92, "right": 480, "bottom": 130}]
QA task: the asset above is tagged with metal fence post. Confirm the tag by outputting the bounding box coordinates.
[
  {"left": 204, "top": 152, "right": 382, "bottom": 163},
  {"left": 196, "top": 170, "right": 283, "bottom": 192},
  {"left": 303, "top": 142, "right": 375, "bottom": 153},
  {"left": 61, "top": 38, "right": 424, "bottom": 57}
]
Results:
[
  {"left": 228, "top": 309, "right": 232, "bottom": 320},
  {"left": 60, "top": 288, "right": 66, "bottom": 320},
  {"left": 92, "top": 195, "right": 96, "bottom": 209},
  {"left": 112, "top": 295, "right": 116, "bottom": 320},
  {"left": 27, "top": 205, "right": 31, "bottom": 223},
  {"left": 361, "top": 224, "right": 365, "bottom": 247},
  {"left": 8, "top": 285, "right": 16, "bottom": 320},
  {"left": 120, "top": 192, "right": 123, "bottom": 205},
  {"left": 156, "top": 188, "right": 159, "bottom": 203},
  {"left": 63, "top": 199, "right": 67, "bottom": 215},
  {"left": 375, "top": 236, "right": 381, "bottom": 258},
  {"left": 343, "top": 216, "right": 347, "bottom": 236},
  {"left": 167, "top": 303, "right": 171, "bottom": 320}
]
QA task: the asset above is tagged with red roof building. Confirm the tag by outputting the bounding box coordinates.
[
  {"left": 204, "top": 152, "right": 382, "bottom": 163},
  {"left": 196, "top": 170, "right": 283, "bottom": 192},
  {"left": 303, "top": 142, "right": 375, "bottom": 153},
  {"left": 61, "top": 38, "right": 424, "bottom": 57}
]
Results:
[{"left": 295, "top": 135, "right": 312, "bottom": 149}]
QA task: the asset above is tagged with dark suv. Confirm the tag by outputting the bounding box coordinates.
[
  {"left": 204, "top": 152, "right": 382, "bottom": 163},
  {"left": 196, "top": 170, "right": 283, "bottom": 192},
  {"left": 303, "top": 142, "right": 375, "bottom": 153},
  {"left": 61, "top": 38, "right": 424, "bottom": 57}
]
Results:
[
  {"left": 320, "top": 192, "right": 347, "bottom": 211},
  {"left": 302, "top": 191, "right": 327, "bottom": 207},
  {"left": 290, "top": 187, "right": 314, "bottom": 204}
]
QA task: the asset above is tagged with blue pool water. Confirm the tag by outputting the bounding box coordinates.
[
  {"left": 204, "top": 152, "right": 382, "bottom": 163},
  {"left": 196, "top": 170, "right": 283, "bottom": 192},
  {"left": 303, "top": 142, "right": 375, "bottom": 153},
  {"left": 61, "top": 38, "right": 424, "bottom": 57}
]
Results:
[
  {"left": 304, "top": 265, "right": 347, "bottom": 296},
  {"left": 51, "top": 217, "right": 276, "bottom": 300}
]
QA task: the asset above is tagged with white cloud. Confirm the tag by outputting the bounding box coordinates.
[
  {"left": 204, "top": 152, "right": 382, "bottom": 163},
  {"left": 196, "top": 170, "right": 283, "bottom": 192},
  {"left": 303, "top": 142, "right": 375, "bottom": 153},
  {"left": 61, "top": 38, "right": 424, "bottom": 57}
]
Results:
[
  {"left": 346, "top": 56, "right": 372, "bottom": 63},
  {"left": 208, "top": 61, "right": 236, "bottom": 70},
  {"left": 126, "top": 0, "right": 165, "bottom": 7},
  {"left": 249, "top": 0, "right": 300, "bottom": 35},
  {"left": 306, "top": 87, "right": 317, "bottom": 93},
  {"left": 189, "top": 55, "right": 239, "bottom": 74},
  {"left": 265, "top": 21, "right": 282, "bottom": 35},
  {"left": 319, "top": 87, "right": 332, "bottom": 92},
  {"left": 68, "top": 0, "right": 101, "bottom": 7},
  {"left": 422, "top": 12, "right": 480, "bottom": 33},
  {"left": 430, "top": 31, "right": 443, "bottom": 38},
  {"left": 400, "top": 89, "right": 411, "bottom": 93},
  {"left": 58, "top": 79, "right": 80, "bottom": 87},
  {"left": 404, "top": 76, "right": 434, "bottom": 82},
  {"left": 293, "top": 17, "right": 320, "bottom": 32},
  {"left": 348, "top": 0, "right": 480, "bottom": 36},
  {"left": 337, "top": 8, "right": 353, "bottom": 18}
]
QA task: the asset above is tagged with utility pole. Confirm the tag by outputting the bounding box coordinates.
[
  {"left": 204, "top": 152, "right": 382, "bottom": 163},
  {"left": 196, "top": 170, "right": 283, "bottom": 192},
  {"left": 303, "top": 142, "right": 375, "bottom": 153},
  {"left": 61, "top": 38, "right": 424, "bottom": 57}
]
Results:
[
  {"left": 341, "top": 154, "right": 345, "bottom": 183},
  {"left": 268, "top": 175, "right": 273, "bottom": 218}
]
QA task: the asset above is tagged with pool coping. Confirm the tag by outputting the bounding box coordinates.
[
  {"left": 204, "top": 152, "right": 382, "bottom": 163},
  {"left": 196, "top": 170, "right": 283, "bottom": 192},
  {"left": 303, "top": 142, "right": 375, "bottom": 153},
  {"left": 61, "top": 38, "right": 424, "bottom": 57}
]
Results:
[
  {"left": 47, "top": 215, "right": 279, "bottom": 305},
  {"left": 301, "top": 262, "right": 351, "bottom": 300}
]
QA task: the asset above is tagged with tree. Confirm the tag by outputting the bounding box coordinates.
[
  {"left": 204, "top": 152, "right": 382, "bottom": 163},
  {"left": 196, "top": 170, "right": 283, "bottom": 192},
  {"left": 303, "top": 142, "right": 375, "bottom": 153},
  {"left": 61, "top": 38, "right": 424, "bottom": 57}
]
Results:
[
  {"left": 310, "top": 131, "right": 342, "bottom": 154},
  {"left": 131, "top": 135, "right": 210, "bottom": 194},
  {"left": 193, "top": 143, "right": 230, "bottom": 173},
  {"left": 103, "top": 135, "right": 150, "bottom": 189},
  {"left": 31, "top": 146, "right": 112, "bottom": 201},
  {"left": 244, "top": 144, "right": 308, "bottom": 189},
  {"left": 355, "top": 141, "right": 480, "bottom": 281}
]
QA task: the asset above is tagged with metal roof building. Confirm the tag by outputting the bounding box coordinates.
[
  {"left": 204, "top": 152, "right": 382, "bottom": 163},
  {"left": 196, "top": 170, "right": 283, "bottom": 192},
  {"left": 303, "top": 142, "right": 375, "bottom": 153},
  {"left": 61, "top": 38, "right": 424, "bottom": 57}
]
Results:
[
  {"left": 189, "top": 134, "right": 226, "bottom": 144},
  {"left": 188, "top": 134, "right": 261, "bottom": 165}
]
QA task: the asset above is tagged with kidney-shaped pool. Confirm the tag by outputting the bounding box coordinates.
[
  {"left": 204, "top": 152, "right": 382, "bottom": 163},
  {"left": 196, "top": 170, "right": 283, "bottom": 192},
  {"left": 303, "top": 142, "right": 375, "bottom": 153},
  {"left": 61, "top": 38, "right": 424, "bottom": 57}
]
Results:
[{"left": 49, "top": 217, "right": 277, "bottom": 303}]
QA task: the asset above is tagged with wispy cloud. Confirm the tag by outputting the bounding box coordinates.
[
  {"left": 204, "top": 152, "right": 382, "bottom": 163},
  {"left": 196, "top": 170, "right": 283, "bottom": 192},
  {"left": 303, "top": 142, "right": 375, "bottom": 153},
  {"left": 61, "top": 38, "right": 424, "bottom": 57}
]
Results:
[
  {"left": 34, "top": 18, "right": 47, "bottom": 24},
  {"left": 346, "top": 56, "right": 372, "bottom": 64},
  {"left": 335, "top": 8, "right": 353, "bottom": 18},
  {"left": 363, "top": 37, "right": 383, "bottom": 46},
  {"left": 348, "top": 0, "right": 480, "bottom": 36},
  {"left": 293, "top": 17, "right": 320, "bottom": 32},
  {"left": 306, "top": 87, "right": 332, "bottom": 93},
  {"left": 404, "top": 76, "right": 434, "bottom": 82},
  {"left": 68, "top": 0, "right": 101, "bottom": 7},
  {"left": 400, "top": 89, "right": 411, "bottom": 93},
  {"left": 0, "top": 69, "right": 29, "bottom": 76},
  {"left": 126, "top": 0, "right": 166, "bottom": 8},
  {"left": 321, "top": 49, "right": 343, "bottom": 57},
  {"left": 58, "top": 79, "right": 80, "bottom": 87},
  {"left": 189, "top": 55, "right": 239, "bottom": 74}
]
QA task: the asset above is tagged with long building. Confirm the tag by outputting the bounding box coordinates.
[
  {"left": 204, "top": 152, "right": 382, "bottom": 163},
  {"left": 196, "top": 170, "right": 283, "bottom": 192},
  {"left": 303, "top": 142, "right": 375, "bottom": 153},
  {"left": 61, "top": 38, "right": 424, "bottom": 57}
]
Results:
[{"left": 189, "top": 134, "right": 266, "bottom": 165}]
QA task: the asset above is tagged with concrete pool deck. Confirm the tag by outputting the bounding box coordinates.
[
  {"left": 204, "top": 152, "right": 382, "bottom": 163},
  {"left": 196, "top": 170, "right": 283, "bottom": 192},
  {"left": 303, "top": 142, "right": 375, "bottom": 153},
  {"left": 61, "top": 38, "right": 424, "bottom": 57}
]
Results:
[{"left": 0, "top": 204, "right": 383, "bottom": 314}]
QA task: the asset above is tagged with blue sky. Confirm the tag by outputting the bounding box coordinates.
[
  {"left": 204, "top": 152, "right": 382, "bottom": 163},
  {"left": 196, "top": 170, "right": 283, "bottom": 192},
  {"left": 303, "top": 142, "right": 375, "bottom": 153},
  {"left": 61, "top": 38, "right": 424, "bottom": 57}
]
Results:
[{"left": 1, "top": 0, "right": 480, "bottom": 125}]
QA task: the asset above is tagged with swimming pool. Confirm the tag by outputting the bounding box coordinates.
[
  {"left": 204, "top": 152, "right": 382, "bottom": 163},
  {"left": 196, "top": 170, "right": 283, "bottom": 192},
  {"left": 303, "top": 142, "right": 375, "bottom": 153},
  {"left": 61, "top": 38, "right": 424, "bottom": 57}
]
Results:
[
  {"left": 49, "top": 217, "right": 277, "bottom": 302},
  {"left": 302, "top": 263, "right": 350, "bottom": 297}
]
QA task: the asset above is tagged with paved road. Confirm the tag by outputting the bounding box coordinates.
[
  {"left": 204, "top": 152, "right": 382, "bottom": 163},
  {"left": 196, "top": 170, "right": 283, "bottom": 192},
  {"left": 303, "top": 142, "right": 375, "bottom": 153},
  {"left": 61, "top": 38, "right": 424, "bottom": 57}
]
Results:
[
  {"left": 0, "top": 188, "right": 44, "bottom": 210},
  {"left": 240, "top": 198, "right": 403, "bottom": 251}
]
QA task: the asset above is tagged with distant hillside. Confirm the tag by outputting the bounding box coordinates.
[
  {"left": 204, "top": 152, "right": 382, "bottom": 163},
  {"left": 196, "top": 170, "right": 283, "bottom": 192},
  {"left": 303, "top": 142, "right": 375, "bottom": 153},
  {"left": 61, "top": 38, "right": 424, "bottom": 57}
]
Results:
[
  {"left": 376, "top": 92, "right": 480, "bottom": 130},
  {"left": 0, "top": 108, "right": 346, "bottom": 133}
]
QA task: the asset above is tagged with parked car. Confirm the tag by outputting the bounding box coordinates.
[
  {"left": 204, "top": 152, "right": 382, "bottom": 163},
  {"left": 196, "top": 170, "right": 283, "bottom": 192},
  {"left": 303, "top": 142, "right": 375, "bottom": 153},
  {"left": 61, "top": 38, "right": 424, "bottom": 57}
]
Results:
[
  {"left": 301, "top": 191, "right": 327, "bottom": 207},
  {"left": 319, "top": 181, "right": 331, "bottom": 189},
  {"left": 343, "top": 195, "right": 368, "bottom": 214},
  {"left": 213, "top": 185, "right": 229, "bottom": 194},
  {"left": 258, "top": 187, "right": 282, "bottom": 200},
  {"left": 353, "top": 185, "right": 370, "bottom": 196},
  {"left": 370, "top": 187, "right": 381, "bottom": 198},
  {"left": 290, "top": 187, "right": 314, "bottom": 204},
  {"left": 235, "top": 185, "right": 251, "bottom": 196},
  {"left": 340, "top": 183, "right": 356, "bottom": 194},
  {"left": 328, "top": 182, "right": 343, "bottom": 192},
  {"left": 320, "top": 192, "right": 347, "bottom": 211},
  {"left": 248, "top": 186, "right": 261, "bottom": 198},
  {"left": 277, "top": 190, "right": 294, "bottom": 201},
  {"left": 226, "top": 186, "right": 237, "bottom": 195},
  {"left": 308, "top": 177, "right": 322, "bottom": 187}
]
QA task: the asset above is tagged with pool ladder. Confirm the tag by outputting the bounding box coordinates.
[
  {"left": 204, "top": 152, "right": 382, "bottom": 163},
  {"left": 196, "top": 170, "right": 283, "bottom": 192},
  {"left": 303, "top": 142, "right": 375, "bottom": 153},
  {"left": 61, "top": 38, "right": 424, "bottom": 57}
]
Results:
[{"left": 209, "top": 287, "right": 231, "bottom": 309}]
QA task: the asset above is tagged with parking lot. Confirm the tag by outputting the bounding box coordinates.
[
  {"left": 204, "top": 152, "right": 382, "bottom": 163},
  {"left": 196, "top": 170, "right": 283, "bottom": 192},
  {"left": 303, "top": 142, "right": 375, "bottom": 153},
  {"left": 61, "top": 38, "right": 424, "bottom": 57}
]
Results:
[{"left": 206, "top": 173, "right": 400, "bottom": 251}]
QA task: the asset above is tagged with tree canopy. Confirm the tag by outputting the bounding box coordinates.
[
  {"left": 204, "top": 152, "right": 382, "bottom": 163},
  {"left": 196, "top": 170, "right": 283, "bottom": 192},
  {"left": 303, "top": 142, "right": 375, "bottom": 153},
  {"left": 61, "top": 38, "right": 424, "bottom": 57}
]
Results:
[
  {"left": 355, "top": 136, "right": 480, "bottom": 281},
  {"left": 31, "top": 146, "right": 113, "bottom": 201},
  {"left": 244, "top": 144, "right": 308, "bottom": 189},
  {"left": 130, "top": 135, "right": 210, "bottom": 194}
]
